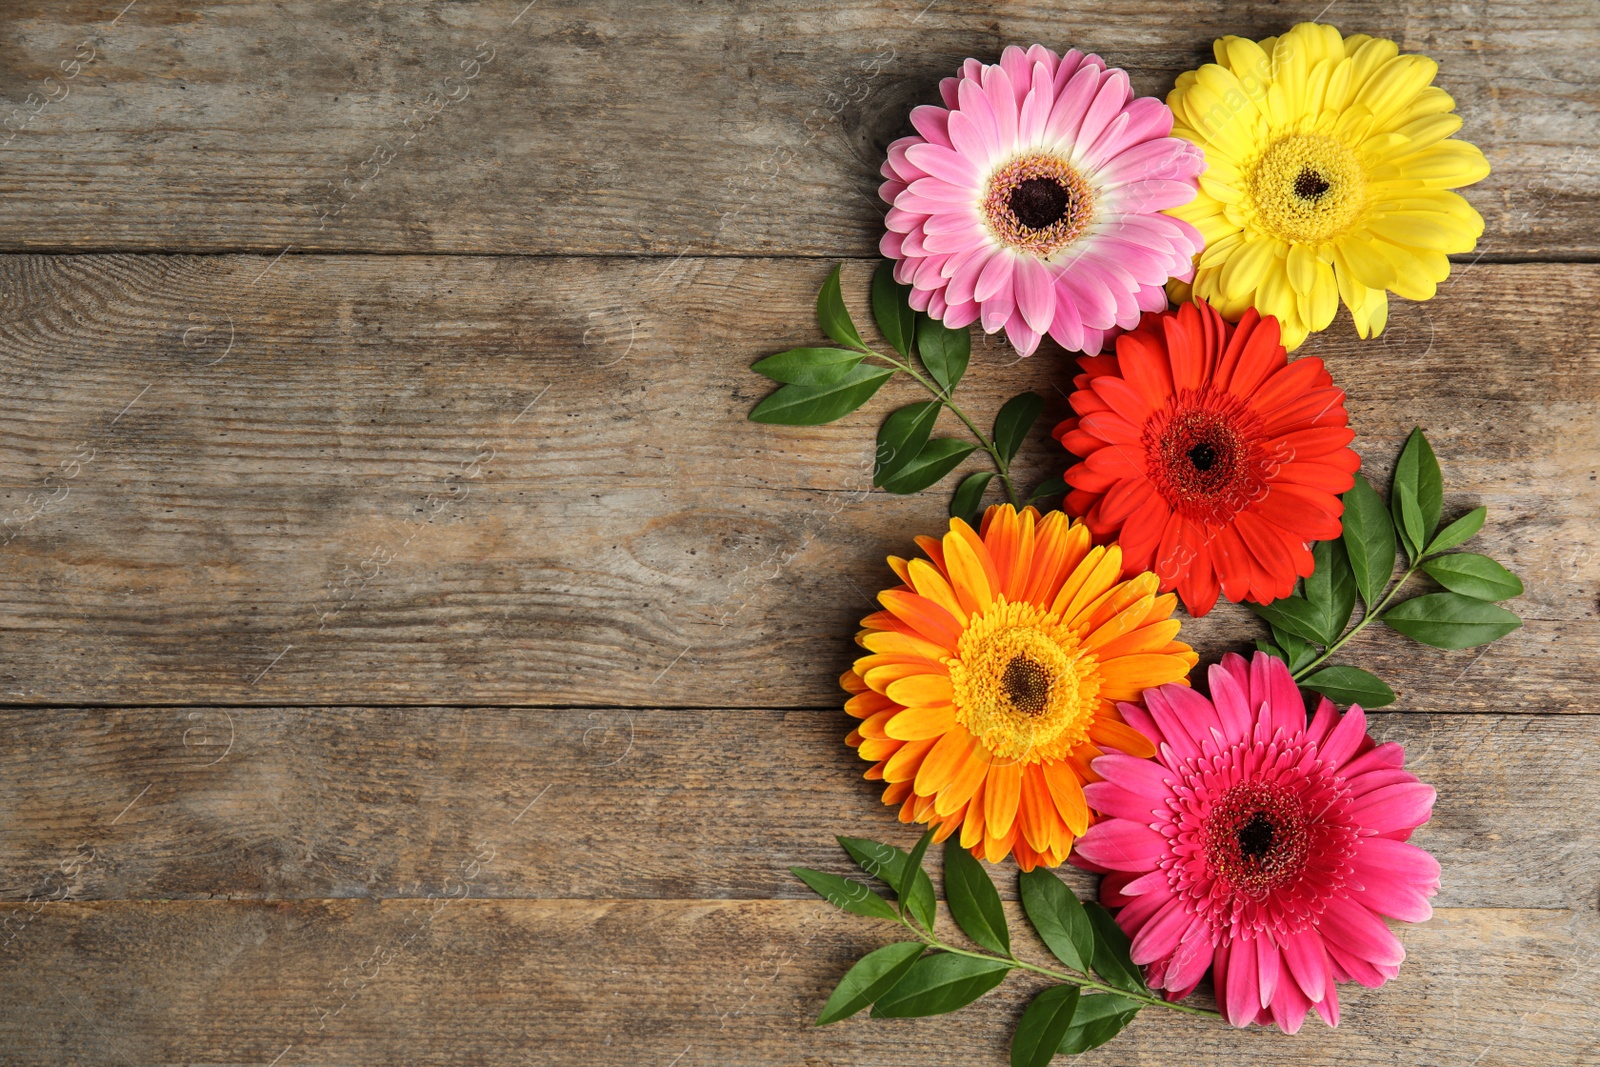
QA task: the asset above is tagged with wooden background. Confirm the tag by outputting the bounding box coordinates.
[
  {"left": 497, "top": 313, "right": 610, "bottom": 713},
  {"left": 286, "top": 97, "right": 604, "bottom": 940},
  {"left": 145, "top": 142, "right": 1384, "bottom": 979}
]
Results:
[{"left": 1, "top": 2, "right": 1596, "bottom": 1064}]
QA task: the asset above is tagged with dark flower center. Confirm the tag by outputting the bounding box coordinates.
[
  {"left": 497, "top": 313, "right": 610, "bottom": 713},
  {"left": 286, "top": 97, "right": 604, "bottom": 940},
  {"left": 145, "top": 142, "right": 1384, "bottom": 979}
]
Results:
[
  {"left": 1187, "top": 442, "right": 1218, "bottom": 472},
  {"left": 1293, "top": 166, "right": 1332, "bottom": 201},
  {"left": 1236, "top": 811, "right": 1276, "bottom": 858},
  {"left": 1008, "top": 177, "right": 1071, "bottom": 230},
  {"left": 1001, "top": 654, "right": 1054, "bottom": 717}
]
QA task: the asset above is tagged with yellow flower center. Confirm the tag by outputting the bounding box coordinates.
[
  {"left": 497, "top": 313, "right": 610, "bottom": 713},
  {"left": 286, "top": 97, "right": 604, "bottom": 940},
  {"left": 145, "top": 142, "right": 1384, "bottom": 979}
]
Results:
[
  {"left": 1246, "top": 134, "right": 1367, "bottom": 244},
  {"left": 947, "top": 599, "right": 1099, "bottom": 763}
]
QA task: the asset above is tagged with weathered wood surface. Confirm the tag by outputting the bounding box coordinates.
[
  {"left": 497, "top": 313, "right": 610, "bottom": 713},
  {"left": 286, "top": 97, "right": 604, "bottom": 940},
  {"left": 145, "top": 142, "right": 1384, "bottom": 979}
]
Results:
[
  {"left": 0, "top": 900, "right": 1594, "bottom": 1066},
  {"left": 0, "top": 256, "right": 1594, "bottom": 708},
  {"left": 0, "top": 708, "right": 1592, "bottom": 911},
  {"left": 0, "top": 1, "right": 1593, "bottom": 257}
]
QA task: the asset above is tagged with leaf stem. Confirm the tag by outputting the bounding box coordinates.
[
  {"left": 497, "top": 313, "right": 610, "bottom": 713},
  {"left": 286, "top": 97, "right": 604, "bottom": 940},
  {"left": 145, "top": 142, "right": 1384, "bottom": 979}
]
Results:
[
  {"left": 866, "top": 348, "right": 1020, "bottom": 508},
  {"left": 1292, "top": 564, "right": 1421, "bottom": 681},
  {"left": 894, "top": 916, "right": 1224, "bottom": 1020}
]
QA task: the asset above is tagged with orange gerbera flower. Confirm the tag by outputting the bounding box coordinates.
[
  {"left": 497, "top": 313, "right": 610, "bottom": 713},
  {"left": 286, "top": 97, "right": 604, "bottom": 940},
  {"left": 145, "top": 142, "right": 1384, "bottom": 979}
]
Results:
[{"left": 843, "top": 504, "right": 1198, "bottom": 870}]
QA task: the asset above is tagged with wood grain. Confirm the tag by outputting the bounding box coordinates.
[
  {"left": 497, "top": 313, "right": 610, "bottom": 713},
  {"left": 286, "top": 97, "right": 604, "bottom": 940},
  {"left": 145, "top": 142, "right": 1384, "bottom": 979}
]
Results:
[
  {"left": 0, "top": 708, "right": 1592, "bottom": 911},
  {"left": 0, "top": 1, "right": 1592, "bottom": 256},
  {"left": 0, "top": 899, "right": 1593, "bottom": 1066},
  {"left": 0, "top": 256, "right": 1595, "bottom": 708}
]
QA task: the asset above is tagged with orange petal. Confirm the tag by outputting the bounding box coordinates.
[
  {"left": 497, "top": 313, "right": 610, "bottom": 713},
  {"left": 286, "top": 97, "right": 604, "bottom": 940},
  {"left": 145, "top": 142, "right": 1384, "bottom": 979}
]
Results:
[
  {"left": 1082, "top": 592, "right": 1157, "bottom": 652},
  {"left": 886, "top": 672, "right": 955, "bottom": 708},
  {"left": 857, "top": 736, "right": 901, "bottom": 762},
  {"left": 886, "top": 704, "right": 956, "bottom": 741},
  {"left": 883, "top": 737, "right": 936, "bottom": 782},
  {"left": 1088, "top": 716, "right": 1158, "bottom": 759},
  {"left": 908, "top": 558, "right": 966, "bottom": 621},
  {"left": 1086, "top": 572, "right": 1159, "bottom": 631},
  {"left": 845, "top": 690, "right": 896, "bottom": 719},
  {"left": 859, "top": 708, "right": 897, "bottom": 740},
  {"left": 984, "top": 760, "right": 1023, "bottom": 839},
  {"left": 878, "top": 588, "right": 965, "bottom": 651},
  {"left": 1051, "top": 545, "right": 1117, "bottom": 622},
  {"left": 887, "top": 555, "right": 913, "bottom": 585},
  {"left": 1017, "top": 766, "right": 1056, "bottom": 853},
  {"left": 1040, "top": 759, "right": 1091, "bottom": 837},
  {"left": 1096, "top": 653, "right": 1193, "bottom": 699},
  {"left": 841, "top": 669, "right": 868, "bottom": 694},
  {"left": 862, "top": 660, "right": 937, "bottom": 695},
  {"left": 914, "top": 725, "right": 975, "bottom": 795},
  {"left": 882, "top": 779, "right": 913, "bottom": 805},
  {"left": 934, "top": 741, "right": 991, "bottom": 817},
  {"left": 943, "top": 523, "right": 995, "bottom": 617},
  {"left": 960, "top": 774, "right": 988, "bottom": 850},
  {"left": 1092, "top": 619, "right": 1183, "bottom": 661},
  {"left": 861, "top": 629, "right": 951, "bottom": 662}
]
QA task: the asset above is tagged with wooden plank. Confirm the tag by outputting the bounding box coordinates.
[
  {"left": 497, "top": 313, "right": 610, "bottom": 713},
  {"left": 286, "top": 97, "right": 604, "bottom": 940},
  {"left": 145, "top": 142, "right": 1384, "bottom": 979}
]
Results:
[
  {"left": 0, "top": 708, "right": 1592, "bottom": 911},
  {"left": 0, "top": 1, "right": 1594, "bottom": 256},
  {"left": 0, "top": 899, "right": 1592, "bottom": 1066},
  {"left": 1, "top": 256, "right": 1595, "bottom": 708}
]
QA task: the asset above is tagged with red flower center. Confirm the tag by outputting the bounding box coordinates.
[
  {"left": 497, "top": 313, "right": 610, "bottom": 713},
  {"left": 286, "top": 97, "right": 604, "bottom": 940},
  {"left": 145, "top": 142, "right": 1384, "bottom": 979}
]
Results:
[
  {"left": 1143, "top": 392, "right": 1270, "bottom": 526},
  {"left": 1203, "top": 782, "right": 1311, "bottom": 899}
]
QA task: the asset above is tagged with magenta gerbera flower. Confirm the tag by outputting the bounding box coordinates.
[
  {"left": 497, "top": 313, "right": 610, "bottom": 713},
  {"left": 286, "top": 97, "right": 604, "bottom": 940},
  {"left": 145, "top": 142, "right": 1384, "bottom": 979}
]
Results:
[
  {"left": 879, "top": 45, "right": 1207, "bottom": 356},
  {"left": 1075, "top": 652, "right": 1440, "bottom": 1032}
]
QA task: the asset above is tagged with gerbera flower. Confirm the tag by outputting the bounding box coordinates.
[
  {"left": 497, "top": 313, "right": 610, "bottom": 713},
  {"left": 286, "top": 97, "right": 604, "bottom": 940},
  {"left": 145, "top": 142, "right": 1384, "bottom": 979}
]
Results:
[
  {"left": 878, "top": 45, "right": 1206, "bottom": 357},
  {"left": 1164, "top": 22, "right": 1490, "bottom": 349},
  {"left": 1075, "top": 652, "right": 1440, "bottom": 1031},
  {"left": 842, "top": 504, "right": 1198, "bottom": 870},
  {"left": 1053, "top": 300, "right": 1359, "bottom": 616}
]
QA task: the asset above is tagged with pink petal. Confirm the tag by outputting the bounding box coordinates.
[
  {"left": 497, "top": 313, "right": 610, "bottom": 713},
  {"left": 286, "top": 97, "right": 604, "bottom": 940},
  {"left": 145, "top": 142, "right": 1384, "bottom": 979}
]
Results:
[
  {"left": 909, "top": 104, "right": 953, "bottom": 149},
  {"left": 956, "top": 77, "right": 1002, "bottom": 159},
  {"left": 983, "top": 65, "right": 1019, "bottom": 149},
  {"left": 1313, "top": 979, "right": 1341, "bottom": 1028},
  {"left": 974, "top": 250, "right": 1016, "bottom": 303},
  {"left": 1318, "top": 701, "right": 1369, "bottom": 770},
  {"left": 1115, "top": 698, "right": 1165, "bottom": 750},
  {"left": 1082, "top": 780, "right": 1162, "bottom": 822},
  {"left": 1255, "top": 935, "right": 1281, "bottom": 1009},
  {"left": 1224, "top": 936, "right": 1259, "bottom": 1027},
  {"left": 1348, "top": 781, "right": 1437, "bottom": 835},
  {"left": 904, "top": 142, "right": 980, "bottom": 186},
  {"left": 998, "top": 46, "right": 1032, "bottom": 107},
  {"left": 979, "top": 283, "right": 1015, "bottom": 335},
  {"left": 1073, "top": 818, "right": 1172, "bottom": 870},
  {"left": 1075, "top": 68, "right": 1132, "bottom": 153},
  {"left": 879, "top": 230, "right": 905, "bottom": 259},
  {"left": 1141, "top": 688, "right": 1199, "bottom": 760},
  {"left": 1004, "top": 310, "right": 1042, "bottom": 357},
  {"left": 1280, "top": 927, "right": 1330, "bottom": 1003},
  {"left": 1157, "top": 682, "right": 1226, "bottom": 748},
  {"left": 1046, "top": 285, "right": 1087, "bottom": 352},
  {"left": 1260, "top": 652, "right": 1306, "bottom": 740},
  {"left": 1207, "top": 656, "right": 1255, "bottom": 742},
  {"left": 1105, "top": 178, "right": 1202, "bottom": 213},
  {"left": 1096, "top": 137, "right": 1202, "bottom": 188},
  {"left": 1091, "top": 751, "right": 1176, "bottom": 798},
  {"left": 908, "top": 176, "right": 979, "bottom": 203},
  {"left": 1163, "top": 916, "right": 1215, "bottom": 992},
  {"left": 942, "top": 298, "right": 981, "bottom": 328},
  {"left": 1351, "top": 839, "right": 1438, "bottom": 923},
  {"left": 1013, "top": 255, "right": 1056, "bottom": 333},
  {"left": 1268, "top": 969, "right": 1312, "bottom": 1034},
  {"left": 1319, "top": 894, "right": 1406, "bottom": 968},
  {"left": 1130, "top": 895, "right": 1192, "bottom": 965},
  {"left": 1059, "top": 262, "right": 1118, "bottom": 330},
  {"left": 1017, "top": 61, "right": 1053, "bottom": 146},
  {"left": 1043, "top": 64, "right": 1102, "bottom": 147}
]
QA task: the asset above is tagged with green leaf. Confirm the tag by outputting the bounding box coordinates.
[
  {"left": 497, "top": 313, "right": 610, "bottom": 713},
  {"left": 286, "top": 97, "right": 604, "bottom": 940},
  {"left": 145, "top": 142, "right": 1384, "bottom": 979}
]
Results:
[
  {"left": 817, "top": 264, "right": 865, "bottom": 350},
  {"left": 1271, "top": 626, "right": 1319, "bottom": 673},
  {"left": 1018, "top": 867, "right": 1095, "bottom": 975},
  {"left": 871, "top": 260, "right": 918, "bottom": 358},
  {"left": 1246, "top": 595, "right": 1327, "bottom": 647},
  {"left": 1084, "top": 903, "right": 1146, "bottom": 993},
  {"left": 1026, "top": 474, "right": 1068, "bottom": 505},
  {"left": 836, "top": 837, "right": 936, "bottom": 932},
  {"left": 1383, "top": 592, "right": 1522, "bottom": 650},
  {"left": 943, "top": 841, "right": 1009, "bottom": 955},
  {"left": 1394, "top": 478, "right": 1425, "bottom": 562},
  {"left": 871, "top": 953, "right": 1011, "bottom": 1018},
  {"left": 878, "top": 438, "right": 978, "bottom": 495},
  {"left": 1341, "top": 473, "right": 1398, "bottom": 609},
  {"left": 903, "top": 828, "right": 935, "bottom": 897},
  {"left": 816, "top": 941, "right": 926, "bottom": 1025},
  {"left": 1392, "top": 427, "right": 1444, "bottom": 546},
  {"left": 875, "top": 402, "right": 940, "bottom": 485},
  {"left": 1426, "top": 506, "right": 1486, "bottom": 556},
  {"left": 1056, "top": 994, "right": 1142, "bottom": 1055},
  {"left": 917, "top": 315, "right": 970, "bottom": 395},
  {"left": 790, "top": 867, "right": 901, "bottom": 921},
  {"left": 992, "top": 392, "right": 1045, "bottom": 464},
  {"left": 1305, "top": 538, "right": 1357, "bottom": 642},
  {"left": 1012, "top": 986, "right": 1080, "bottom": 1067},
  {"left": 750, "top": 347, "right": 864, "bottom": 386},
  {"left": 1300, "top": 665, "right": 1396, "bottom": 708},
  {"left": 950, "top": 471, "right": 994, "bottom": 527},
  {"left": 749, "top": 365, "right": 894, "bottom": 426},
  {"left": 1421, "top": 553, "right": 1524, "bottom": 601},
  {"left": 1256, "top": 640, "right": 1287, "bottom": 663}
]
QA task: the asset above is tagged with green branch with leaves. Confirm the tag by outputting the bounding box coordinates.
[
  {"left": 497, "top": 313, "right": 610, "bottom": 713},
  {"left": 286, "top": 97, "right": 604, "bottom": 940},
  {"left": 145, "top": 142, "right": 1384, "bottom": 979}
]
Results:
[
  {"left": 748, "top": 263, "right": 1064, "bottom": 524},
  {"left": 792, "top": 831, "right": 1220, "bottom": 1065},
  {"left": 1250, "top": 428, "right": 1524, "bottom": 707}
]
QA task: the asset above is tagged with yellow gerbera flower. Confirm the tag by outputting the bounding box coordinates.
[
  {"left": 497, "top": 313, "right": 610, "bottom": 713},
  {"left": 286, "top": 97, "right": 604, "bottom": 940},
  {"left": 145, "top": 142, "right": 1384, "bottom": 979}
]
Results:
[
  {"left": 1163, "top": 22, "right": 1490, "bottom": 349},
  {"left": 842, "top": 504, "right": 1198, "bottom": 870}
]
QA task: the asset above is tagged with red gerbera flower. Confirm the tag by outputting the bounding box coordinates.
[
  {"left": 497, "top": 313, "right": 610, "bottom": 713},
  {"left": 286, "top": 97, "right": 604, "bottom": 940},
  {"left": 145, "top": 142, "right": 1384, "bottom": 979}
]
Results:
[{"left": 1053, "top": 301, "right": 1360, "bottom": 616}]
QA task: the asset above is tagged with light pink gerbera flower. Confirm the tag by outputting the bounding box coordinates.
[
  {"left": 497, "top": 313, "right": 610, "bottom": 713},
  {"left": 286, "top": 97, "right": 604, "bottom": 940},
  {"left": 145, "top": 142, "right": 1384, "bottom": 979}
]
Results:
[
  {"left": 1075, "top": 652, "right": 1440, "bottom": 1032},
  {"left": 879, "top": 45, "right": 1207, "bottom": 356}
]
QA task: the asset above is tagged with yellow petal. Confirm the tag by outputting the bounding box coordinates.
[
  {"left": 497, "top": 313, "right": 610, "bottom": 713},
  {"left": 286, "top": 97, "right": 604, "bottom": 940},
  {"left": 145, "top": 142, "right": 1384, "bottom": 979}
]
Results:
[
  {"left": 886, "top": 704, "right": 956, "bottom": 741},
  {"left": 886, "top": 672, "right": 954, "bottom": 708},
  {"left": 984, "top": 760, "right": 1023, "bottom": 839}
]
